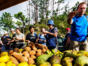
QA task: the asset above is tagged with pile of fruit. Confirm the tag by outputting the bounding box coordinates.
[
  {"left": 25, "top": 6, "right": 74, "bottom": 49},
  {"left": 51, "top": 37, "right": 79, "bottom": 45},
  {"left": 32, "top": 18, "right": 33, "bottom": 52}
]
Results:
[
  {"left": 36, "top": 50, "right": 88, "bottom": 66},
  {"left": 0, "top": 42, "right": 49, "bottom": 66},
  {"left": 0, "top": 42, "right": 88, "bottom": 66}
]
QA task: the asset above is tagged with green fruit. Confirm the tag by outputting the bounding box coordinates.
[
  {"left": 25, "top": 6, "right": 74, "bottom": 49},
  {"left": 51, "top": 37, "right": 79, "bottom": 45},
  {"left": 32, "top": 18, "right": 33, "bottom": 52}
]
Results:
[
  {"left": 64, "top": 52, "right": 77, "bottom": 59},
  {"left": 74, "top": 55, "right": 88, "bottom": 66},
  {"left": 49, "top": 55, "right": 61, "bottom": 64},
  {"left": 62, "top": 57, "right": 73, "bottom": 66},
  {"left": 36, "top": 61, "right": 51, "bottom": 66},
  {"left": 36, "top": 54, "right": 52, "bottom": 62}
]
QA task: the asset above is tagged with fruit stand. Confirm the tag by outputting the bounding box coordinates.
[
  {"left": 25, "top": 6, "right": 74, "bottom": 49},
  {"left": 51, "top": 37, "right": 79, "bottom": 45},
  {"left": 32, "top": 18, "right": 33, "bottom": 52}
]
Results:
[{"left": 0, "top": 42, "right": 88, "bottom": 66}]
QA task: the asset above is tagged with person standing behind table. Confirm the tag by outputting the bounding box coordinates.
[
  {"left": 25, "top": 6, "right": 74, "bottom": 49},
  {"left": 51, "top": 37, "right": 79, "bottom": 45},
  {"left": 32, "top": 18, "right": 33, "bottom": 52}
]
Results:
[
  {"left": 1, "top": 31, "right": 12, "bottom": 51},
  {"left": 42, "top": 20, "right": 58, "bottom": 51},
  {"left": 15, "top": 28, "right": 25, "bottom": 49},
  {"left": 11, "top": 29, "right": 16, "bottom": 49},
  {"left": 26, "top": 26, "right": 37, "bottom": 44},
  {"left": 37, "top": 28, "right": 46, "bottom": 46},
  {"left": 63, "top": 28, "right": 71, "bottom": 50},
  {"left": 67, "top": 2, "right": 88, "bottom": 51},
  {"left": 0, "top": 37, "right": 5, "bottom": 51}
]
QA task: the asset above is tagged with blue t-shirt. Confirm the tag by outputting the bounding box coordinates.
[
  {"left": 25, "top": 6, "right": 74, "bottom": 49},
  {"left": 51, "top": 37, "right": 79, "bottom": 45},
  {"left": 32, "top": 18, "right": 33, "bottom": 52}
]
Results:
[
  {"left": 38, "top": 34, "right": 46, "bottom": 46},
  {"left": 70, "top": 15, "right": 87, "bottom": 41}
]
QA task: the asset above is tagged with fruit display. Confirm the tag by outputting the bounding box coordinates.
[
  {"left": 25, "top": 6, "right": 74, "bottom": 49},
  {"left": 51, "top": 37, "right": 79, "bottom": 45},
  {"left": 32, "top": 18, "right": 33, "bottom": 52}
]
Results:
[
  {"left": 36, "top": 50, "right": 88, "bottom": 66},
  {"left": 0, "top": 42, "right": 48, "bottom": 66},
  {"left": 0, "top": 42, "right": 88, "bottom": 66}
]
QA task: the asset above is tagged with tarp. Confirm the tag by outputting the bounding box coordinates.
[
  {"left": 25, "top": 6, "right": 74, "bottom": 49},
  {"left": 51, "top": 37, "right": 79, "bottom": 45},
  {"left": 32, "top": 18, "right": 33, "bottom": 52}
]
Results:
[{"left": 0, "top": 0, "right": 27, "bottom": 11}]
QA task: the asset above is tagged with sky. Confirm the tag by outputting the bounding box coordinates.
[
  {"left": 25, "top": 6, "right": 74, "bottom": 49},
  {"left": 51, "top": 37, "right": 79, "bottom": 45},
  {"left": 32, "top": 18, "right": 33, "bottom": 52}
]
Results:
[
  {"left": 0, "top": 0, "right": 85, "bottom": 34},
  {"left": 0, "top": 0, "right": 84, "bottom": 16},
  {"left": 0, "top": 0, "right": 84, "bottom": 21}
]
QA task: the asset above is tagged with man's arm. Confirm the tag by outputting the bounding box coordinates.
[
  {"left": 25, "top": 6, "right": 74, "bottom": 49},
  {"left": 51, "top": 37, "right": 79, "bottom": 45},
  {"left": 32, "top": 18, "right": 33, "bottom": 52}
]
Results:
[
  {"left": 46, "top": 32, "right": 58, "bottom": 37},
  {"left": 67, "top": 18, "right": 73, "bottom": 25},
  {"left": 66, "top": 37, "right": 70, "bottom": 47}
]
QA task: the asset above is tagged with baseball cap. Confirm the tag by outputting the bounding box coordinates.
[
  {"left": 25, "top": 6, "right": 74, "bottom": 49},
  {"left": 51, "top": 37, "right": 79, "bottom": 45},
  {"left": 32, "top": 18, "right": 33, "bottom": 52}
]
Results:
[{"left": 66, "top": 28, "right": 71, "bottom": 31}]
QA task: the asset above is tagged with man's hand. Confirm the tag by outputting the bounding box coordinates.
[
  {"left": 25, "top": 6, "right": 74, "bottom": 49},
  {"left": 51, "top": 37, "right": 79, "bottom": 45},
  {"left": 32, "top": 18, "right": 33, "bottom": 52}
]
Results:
[
  {"left": 43, "top": 40, "right": 46, "bottom": 42},
  {"left": 67, "top": 11, "right": 77, "bottom": 25},
  {"left": 42, "top": 28, "right": 48, "bottom": 34},
  {"left": 68, "top": 11, "right": 77, "bottom": 18}
]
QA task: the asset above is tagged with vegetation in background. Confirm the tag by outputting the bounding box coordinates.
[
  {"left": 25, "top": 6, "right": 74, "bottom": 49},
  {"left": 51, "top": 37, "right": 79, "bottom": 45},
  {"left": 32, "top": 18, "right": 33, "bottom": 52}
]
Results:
[
  {"left": 14, "top": 12, "right": 29, "bottom": 34},
  {"left": 0, "top": 1, "right": 88, "bottom": 38},
  {"left": 0, "top": 12, "right": 16, "bottom": 31}
]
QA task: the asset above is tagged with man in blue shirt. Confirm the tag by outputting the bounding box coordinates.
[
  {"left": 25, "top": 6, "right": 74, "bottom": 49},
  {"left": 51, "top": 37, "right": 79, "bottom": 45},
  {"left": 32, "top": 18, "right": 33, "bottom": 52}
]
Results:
[{"left": 67, "top": 2, "right": 88, "bottom": 51}]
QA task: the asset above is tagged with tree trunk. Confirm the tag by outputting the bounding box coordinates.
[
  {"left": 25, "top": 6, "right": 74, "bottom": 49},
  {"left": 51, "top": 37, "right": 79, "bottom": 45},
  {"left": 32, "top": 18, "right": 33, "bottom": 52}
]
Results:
[
  {"left": 29, "top": 0, "right": 30, "bottom": 25},
  {"left": 42, "top": 0, "right": 44, "bottom": 23},
  {"left": 35, "top": 4, "right": 38, "bottom": 24},
  {"left": 23, "top": 22, "right": 24, "bottom": 34},
  {"left": 46, "top": 0, "right": 50, "bottom": 29},
  {"left": 56, "top": 2, "right": 60, "bottom": 16},
  {"left": 52, "top": 0, "right": 54, "bottom": 19},
  {"left": 23, "top": 26, "right": 24, "bottom": 34}
]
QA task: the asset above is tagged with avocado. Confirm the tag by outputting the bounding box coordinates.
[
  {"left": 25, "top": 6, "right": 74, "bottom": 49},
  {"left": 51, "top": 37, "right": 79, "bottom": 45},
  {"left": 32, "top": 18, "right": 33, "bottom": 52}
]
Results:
[
  {"left": 74, "top": 55, "right": 88, "bottom": 66},
  {"left": 36, "top": 54, "right": 52, "bottom": 62},
  {"left": 56, "top": 53, "right": 64, "bottom": 59},
  {"left": 49, "top": 55, "right": 61, "bottom": 65},
  {"left": 64, "top": 52, "right": 77, "bottom": 59},
  {"left": 62, "top": 57, "right": 73, "bottom": 66},
  {"left": 36, "top": 61, "right": 51, "bottom": 66}
]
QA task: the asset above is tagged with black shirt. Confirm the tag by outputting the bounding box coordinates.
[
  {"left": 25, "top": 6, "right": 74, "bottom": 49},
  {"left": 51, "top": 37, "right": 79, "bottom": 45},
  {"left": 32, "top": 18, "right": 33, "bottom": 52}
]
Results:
[
  {"left": 26, "top": 33, "right": 37, "bottom": 43},
  {"left": 1, "top": 36, "right": 11, "bottom": 45},
  {"left": 12, "top": 34, "right": 16, "bottom": 38},
  {"left": 64, "top": 33, "right": 70, "bottom": 46}
]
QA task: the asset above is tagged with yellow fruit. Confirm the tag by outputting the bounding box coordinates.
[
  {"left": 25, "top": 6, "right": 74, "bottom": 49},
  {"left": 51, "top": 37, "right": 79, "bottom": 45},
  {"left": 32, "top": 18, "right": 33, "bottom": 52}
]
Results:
[
  {"left": 17, "top": 62, "right": 28, "bottom": 66},
  {"left": 19, "top": 49, "right": 23, "bottom": 53},
  {"left": 39, "top": 65, "right": 48, "bottom": 66},
  {"left": 0, "top": 62, "right": 6, "bottom": 66},
  {"left": 29, "top": 64, "right": 36, "bottom": 66},
  {"left": 0, "top": 55, "right": 9, "bottom": 62},
  {"left": 6, "top": 61, "right": 13, "bottom": 64},
  {"left": 12, "top": 63, "right": 16, "bottom": 66},
  {"left": 0, "top": 52, "right": 8, "bottom": 56},
  {"left": 52, "top": 64, "right": 62, "bottom": 66},
  {"left": 6, "top": 61, "right": 16, "bottom": 66}
]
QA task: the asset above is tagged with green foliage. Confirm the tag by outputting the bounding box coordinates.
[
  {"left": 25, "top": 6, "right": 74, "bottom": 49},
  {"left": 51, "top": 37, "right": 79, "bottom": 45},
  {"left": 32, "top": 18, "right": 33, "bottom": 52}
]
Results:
[
  {"left": 14, "top": 12, "right": 29, "bottom": 33},
  {"left": 15, "top": 21, "right": 22, "bottom": 28},
  {"left": 0, "top": 12, "right": 16, "bottom": 31},
  {"left": 38, "top": 0, "right": 50, "bottom": 23},
  {"left": 85, "top": 7, "right": 88, "bottom": 15},
  {"left": 71, "top": 1, "right": 79, "bottom": 11}
]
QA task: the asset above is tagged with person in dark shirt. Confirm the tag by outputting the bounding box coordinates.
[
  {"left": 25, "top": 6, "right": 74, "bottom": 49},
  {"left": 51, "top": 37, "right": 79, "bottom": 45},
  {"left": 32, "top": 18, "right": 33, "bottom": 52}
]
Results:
[
  {"left": 11, "top": 29, "right": 16, "bottom": 49},
  {"left": 26, "top": 26, "right": 37, "bottom": 44},
  {"left": 1, "top": 31, "right": 12, "bottom": 50},
  {"left": 64, "top": 28, "right": 71, "bottom": 50}
]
